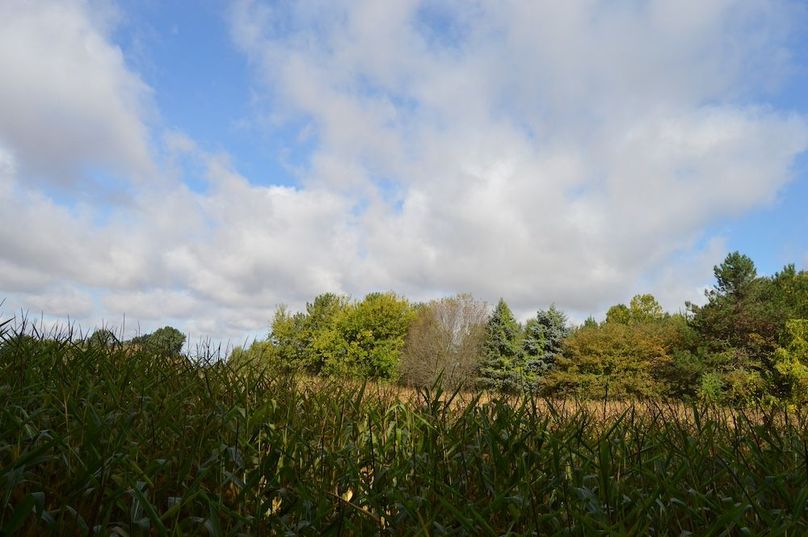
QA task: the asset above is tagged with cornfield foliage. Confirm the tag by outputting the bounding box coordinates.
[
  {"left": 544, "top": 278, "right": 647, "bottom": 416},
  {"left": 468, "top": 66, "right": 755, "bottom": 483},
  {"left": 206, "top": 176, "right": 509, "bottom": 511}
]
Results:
[{"left": 2, "top": 319, "right": 808, "bottom": 535}]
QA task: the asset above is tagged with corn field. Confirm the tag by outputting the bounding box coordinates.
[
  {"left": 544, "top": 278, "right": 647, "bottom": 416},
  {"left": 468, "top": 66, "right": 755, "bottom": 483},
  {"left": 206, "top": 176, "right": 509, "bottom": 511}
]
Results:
[{"left": 2, "top": 320, "right": 808, "bottom": 535}]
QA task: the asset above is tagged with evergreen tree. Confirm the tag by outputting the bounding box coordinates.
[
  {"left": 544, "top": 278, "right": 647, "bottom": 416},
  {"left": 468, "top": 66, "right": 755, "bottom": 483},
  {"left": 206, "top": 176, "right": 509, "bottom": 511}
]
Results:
[
  {"left": 477, "top": 299, "right": 523, "bottom": 391},
  {"left": 523, "top": 305, "right": 570, "bottom": 388},
  {"left": 713, "top": 251, "right": 757, "bottom": 300},
  {"left": 688, "top": 253, "right": 775, "bottom": 359},
  {"left": 686, "top": 253, "right": 808, "bottom": 403}
]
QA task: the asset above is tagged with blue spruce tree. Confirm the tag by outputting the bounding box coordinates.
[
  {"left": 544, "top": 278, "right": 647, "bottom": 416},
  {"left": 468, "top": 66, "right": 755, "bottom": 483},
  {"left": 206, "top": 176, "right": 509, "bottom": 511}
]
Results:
[{"left": 522, "top": 305, "right": 569, "bottom": 391}]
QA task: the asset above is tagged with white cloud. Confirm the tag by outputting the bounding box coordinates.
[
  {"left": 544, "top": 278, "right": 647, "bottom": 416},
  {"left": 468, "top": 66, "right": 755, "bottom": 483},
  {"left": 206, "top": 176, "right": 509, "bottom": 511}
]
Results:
[
  {"left": 2, "top": 0, "right": 808, "bottom": 341},
  {"left": 228, "top": 0, "right": 807, "bottom": 315},
  {"left": 0, "top": 0, "right": 154, "bottom": 186},
  {"left": 13, "top": 286, "right": 95, "bottom": 319},
  {"left": 1, "top": 140, "right": 359, "bottom": 337}
]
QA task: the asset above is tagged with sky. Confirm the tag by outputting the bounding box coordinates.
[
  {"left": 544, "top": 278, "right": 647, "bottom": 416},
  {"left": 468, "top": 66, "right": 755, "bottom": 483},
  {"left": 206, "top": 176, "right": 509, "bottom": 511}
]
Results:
[{"left": 1, "top": 0, "right": 808, "bottom": 344}]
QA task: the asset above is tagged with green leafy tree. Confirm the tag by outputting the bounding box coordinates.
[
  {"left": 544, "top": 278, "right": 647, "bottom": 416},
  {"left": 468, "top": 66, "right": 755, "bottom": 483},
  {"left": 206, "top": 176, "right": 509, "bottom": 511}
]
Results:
[
  {"left": 146, "top": 326, "right": 186, "bottom": 356},
  {"left": 582, "top": 316, "right": 598, "bottom": 329},
  {"left": 606, "top": 294, "right": 664, "bottom": 325},
  {"left": 629, "top": 294, "right": 664, "bottom": 323},
  {"left": 545, "top": 320, "right": 682, "bottom": 398},
  {"left": 605, "top": 304, "right": 631, "bottom": 325},
  {"left": 304, "top": 293, "right": 350, "bottom": 372},
  {"left": 228, "top": 340, "right": 274, "bottom": 369},
  {"left": 477, "top": 299, "right": 524, "bottom": 392},
  {"left": 129, "top": 326, "right": 185, "bottom": 357},
  {"left": 769, "top": 265, "right": 808, "bottom": 330},
  {"left": 268, "top": 306, "right": 309, "bottom": 370},
  {"left": 88, "top": 328, "right": 117, "bottom": 348},
  {"left": 772, "top": 319, "right": 808, "bottom": 403},
  {"left": 266, "top": 294, "right": 351, "bottom": 373},
  {"left": 321, "top": 292, "right": 415, "bottom": 379}
]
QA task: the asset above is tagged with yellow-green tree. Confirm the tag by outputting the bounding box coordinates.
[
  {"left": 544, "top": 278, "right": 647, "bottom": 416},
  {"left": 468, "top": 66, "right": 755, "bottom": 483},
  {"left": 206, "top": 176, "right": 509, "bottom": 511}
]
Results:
[
  {"left": 545, "top": 322, "right": 674, "bottom": 398},
  {"left": 772, "top": 319, "right": 808, "bottom": 403},
  {"left": 320, "top": 292, "right": 415, "bottom": 379},
  {"left": 267, "top": 293, "right": 349, "bottom": 372},
  {"left": 606, "top": 294, "right": 664, "bottom": 325}
]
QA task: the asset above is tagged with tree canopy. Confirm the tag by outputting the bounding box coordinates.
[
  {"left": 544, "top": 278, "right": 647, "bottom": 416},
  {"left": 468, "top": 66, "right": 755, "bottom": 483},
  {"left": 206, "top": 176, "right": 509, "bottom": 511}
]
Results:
[{"left": 224, "top": 251, "right": 808, "bottom": 404}]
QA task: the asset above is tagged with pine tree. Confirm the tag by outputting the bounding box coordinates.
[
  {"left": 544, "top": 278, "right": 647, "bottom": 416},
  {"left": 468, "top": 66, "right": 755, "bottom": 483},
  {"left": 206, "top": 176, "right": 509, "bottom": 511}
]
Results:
[
  {"left": 523, "top": 305, "right": 570, "bottom": 389},
  {"left": 477, "top": 299, "right": 523, "bottom": 391}
]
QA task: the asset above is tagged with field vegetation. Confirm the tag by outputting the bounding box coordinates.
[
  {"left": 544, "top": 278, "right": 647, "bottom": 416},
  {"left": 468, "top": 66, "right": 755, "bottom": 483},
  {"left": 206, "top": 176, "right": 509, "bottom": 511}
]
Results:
[
  {"left": 2, "top": 250, "right": 808, "bottom": 534},
  {"left": 2, "top": 324, "right": 808, "bottom": 535}
]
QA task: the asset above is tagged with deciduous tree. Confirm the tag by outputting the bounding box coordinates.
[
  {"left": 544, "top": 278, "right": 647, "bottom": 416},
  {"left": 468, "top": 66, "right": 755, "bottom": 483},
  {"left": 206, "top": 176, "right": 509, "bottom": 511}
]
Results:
[
  {"left": 321, "top": 292, "right": 415, "bottom": 379},
  {"left": 400, "top": 294, "right": 487, "bottom": 388}
]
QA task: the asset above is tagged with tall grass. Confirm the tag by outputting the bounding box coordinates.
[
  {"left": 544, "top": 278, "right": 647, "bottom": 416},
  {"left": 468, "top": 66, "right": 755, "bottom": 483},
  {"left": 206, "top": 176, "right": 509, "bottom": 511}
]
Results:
[{"left": 2, "top": 318, "right": 808, "bottom": 535}]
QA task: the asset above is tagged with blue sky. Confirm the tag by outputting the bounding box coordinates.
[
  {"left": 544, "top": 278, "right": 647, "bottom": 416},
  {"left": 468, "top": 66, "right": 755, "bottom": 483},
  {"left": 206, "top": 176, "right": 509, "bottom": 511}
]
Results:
[
  {"left": 1, "top": 0, "right": 807, "bottom": 340},
  {"left": 115, "top": 1, "right": 290, "bottom": 188}
]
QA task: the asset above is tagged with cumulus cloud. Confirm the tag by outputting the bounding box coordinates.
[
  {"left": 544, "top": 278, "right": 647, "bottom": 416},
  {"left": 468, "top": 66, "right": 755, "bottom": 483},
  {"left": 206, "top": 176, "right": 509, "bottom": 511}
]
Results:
[
  {"left": 0, "top": 0, "right": 154, "bottom": 187},
  {"left": 12, "top": 286, "right": 95, "bottom": 320},
  {"left": 0, "top": 139, "right": 361, "bottom": 338},
  {"left": 2, "top": 0, "right": 807, "bottom": 340},
  {"left": 228, "top": 0, "right": 808, "bottom": 316}
]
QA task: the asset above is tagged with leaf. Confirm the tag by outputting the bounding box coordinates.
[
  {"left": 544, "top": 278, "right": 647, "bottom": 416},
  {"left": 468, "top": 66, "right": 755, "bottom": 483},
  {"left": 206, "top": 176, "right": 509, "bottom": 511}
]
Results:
[{"left": 2, "top": 494, "right": 35, "bottom": 535}]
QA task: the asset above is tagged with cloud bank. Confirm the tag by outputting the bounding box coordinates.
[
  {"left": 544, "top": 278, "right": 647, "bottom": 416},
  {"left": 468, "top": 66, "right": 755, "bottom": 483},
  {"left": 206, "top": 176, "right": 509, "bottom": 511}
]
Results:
[{"left": 1, "top": 0, "right": 807, "bottom": 340}]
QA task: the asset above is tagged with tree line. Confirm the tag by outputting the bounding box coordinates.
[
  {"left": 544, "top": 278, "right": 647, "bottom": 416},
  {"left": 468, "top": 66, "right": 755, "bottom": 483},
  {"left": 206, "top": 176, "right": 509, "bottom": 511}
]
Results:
[
  {"left": 84, "top": 325, "right": 186, "bottom": 356},
  {"left": 228, "top": 252, "right": 808, "bottom": 404}
]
